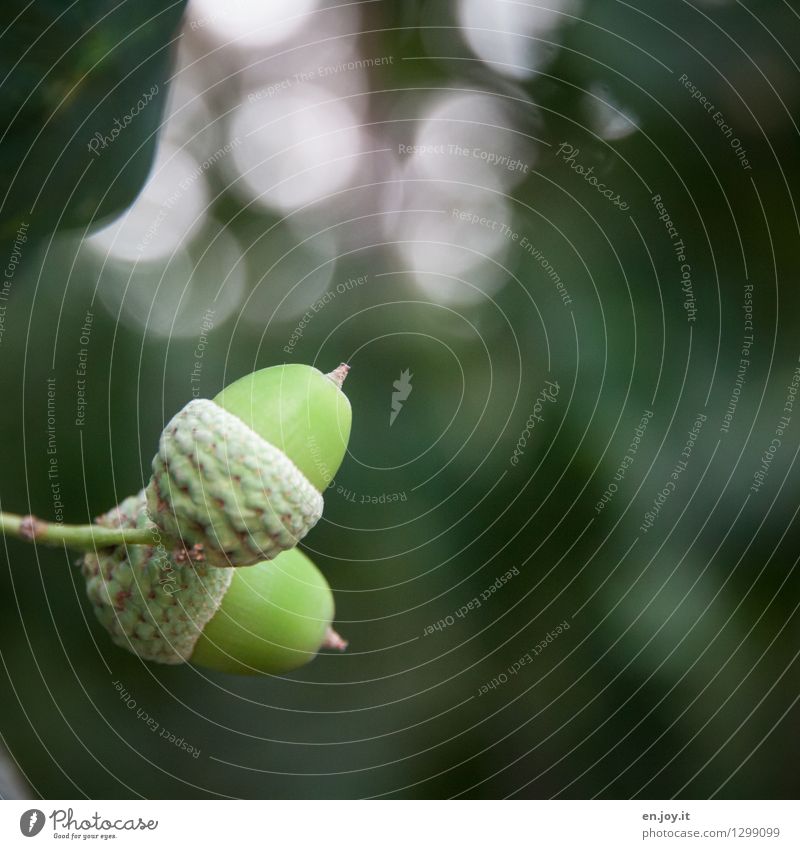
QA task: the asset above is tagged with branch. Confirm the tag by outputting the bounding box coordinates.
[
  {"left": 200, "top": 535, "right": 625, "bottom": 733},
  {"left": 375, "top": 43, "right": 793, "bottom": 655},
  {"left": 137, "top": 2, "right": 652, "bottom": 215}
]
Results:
[{"left": 0, "top": 512, "right": 157, "bottom": 551}]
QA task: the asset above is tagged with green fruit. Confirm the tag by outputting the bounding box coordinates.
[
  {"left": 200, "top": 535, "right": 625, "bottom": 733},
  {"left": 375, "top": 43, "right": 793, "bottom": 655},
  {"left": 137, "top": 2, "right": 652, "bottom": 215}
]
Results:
[
  {"left": 214, "top": 363, "right": 352, "bottom": 491},
  {"left": 146, "top": 363, "right": 351, "bottom": 567},
  {"left": 83, "top": 491, "right": 344, "bottom": 674},
  {"left": 190, "top": 547, "right": 337, "bottom": 675}
]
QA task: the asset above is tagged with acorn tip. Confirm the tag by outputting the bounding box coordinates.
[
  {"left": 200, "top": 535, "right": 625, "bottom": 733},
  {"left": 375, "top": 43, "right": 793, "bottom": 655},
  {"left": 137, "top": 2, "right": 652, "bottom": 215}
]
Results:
[
  {"left": 323, "top": 626, "right": 348, "bottom": 651},
  {"left": 326, "top": 363, "right": 350, "bottom": 390}
]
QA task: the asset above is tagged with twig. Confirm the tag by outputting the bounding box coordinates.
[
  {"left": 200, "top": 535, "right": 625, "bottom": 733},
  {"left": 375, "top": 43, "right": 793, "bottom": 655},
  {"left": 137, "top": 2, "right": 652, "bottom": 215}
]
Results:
[{"left": 0, "top": 512, "right": 157, "bottom": 551}]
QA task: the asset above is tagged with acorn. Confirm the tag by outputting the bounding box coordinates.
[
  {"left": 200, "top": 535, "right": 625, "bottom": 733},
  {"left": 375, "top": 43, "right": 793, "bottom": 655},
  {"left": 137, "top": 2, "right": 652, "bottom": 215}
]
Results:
[
  {"left": 146, "top": 363, "right": 351, "bottom": 567},
  {"left": 191, "top": 546, "right": 342, "bottom": 675},
  {"left": 82, "top": 490, "right": 344, "bottom": 673}
]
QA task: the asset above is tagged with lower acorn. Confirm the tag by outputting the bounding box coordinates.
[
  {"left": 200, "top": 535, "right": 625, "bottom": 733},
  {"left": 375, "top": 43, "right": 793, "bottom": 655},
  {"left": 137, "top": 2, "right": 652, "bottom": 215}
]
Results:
[
  {"left": 190, "top": 546, "right": 341, "bottom": 675},
  {"left": 82, "top": 490, "right": 344, "bottom": 674}
]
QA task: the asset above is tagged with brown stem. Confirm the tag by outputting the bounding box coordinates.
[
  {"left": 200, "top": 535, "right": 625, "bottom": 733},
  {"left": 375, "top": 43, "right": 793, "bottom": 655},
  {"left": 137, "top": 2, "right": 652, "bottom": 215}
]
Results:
[
  {"left": 0, "top": 512, "right": 157, "bottom": 551},
  {"left": 322, "top": 626, "right": 348, "bottom": 651},
  {"left": 326, "top": 363, "right": 350, "bottom": 389}
]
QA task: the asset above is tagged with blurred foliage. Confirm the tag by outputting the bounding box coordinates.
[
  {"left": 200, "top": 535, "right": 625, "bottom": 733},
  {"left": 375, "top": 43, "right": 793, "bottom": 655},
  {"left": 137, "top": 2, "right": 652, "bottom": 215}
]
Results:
[{"left": 0, "top": 1, "right": 186, "bottom": 248}]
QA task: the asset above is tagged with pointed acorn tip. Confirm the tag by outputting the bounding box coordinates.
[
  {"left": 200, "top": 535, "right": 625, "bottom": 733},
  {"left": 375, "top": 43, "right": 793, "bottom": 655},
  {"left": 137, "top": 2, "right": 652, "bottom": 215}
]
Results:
[
  {"left": 322, "top": 626, "right": 348, "bottom": 651},
  {"left": 325, "top": 363, "right": 350, "bottom": 390}
]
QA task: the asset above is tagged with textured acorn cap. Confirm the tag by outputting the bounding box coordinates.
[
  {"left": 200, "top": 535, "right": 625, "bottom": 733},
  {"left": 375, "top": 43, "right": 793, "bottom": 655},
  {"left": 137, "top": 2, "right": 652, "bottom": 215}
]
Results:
[
  {"left": 82, "top": 490, "right": 232, "bottom": 664},
  {"left": 146, "top": 399, "right": 323, "bottom": 567}
]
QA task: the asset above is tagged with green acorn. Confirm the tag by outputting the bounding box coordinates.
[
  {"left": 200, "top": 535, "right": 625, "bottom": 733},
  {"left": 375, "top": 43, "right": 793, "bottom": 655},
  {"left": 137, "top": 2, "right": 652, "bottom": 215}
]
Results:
[
  {"left": 83, "top": 490, "right": 345, "bottom": 673},
  {"left": 191, "top": 546, "right": 343, "bottom": 675},
  {"left": 146, "top": 363, "right": 351, "bottom": 567}
]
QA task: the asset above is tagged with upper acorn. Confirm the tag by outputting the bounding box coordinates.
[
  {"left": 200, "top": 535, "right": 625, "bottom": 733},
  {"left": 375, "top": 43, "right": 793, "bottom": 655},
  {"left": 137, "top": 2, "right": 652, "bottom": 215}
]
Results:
[
  {"left": 214, "top": 362, "right": 351, "bottom": 492},
  {"left": 146, "top": 363, "right": 351, "bottom": 566}
]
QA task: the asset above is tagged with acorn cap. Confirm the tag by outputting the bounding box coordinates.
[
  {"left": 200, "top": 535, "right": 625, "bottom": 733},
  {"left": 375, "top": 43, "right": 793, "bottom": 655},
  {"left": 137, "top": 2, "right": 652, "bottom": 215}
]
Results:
[
  {"left": 146, "top": 398, "right": 323, "bottom": 567},
  {"left": 83, "top": 490, "right": 232, "bottom": 664}
]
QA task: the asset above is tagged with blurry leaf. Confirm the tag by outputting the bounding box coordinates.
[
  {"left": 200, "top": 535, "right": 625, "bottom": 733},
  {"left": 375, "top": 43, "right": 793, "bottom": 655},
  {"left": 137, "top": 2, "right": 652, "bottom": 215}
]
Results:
[{"left": 0, "top": 0, "right": 187, "bottom": 252}]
